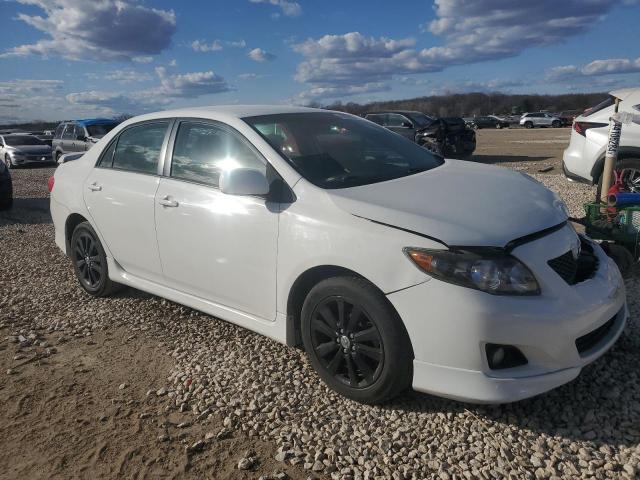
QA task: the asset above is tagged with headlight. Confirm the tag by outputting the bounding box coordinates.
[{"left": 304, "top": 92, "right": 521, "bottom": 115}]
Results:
[
  {"left": 404, "top": 248, "right": 540, "bottom": 295},
  {"left": 9, "top": 151, "right": 25, "bottom": 158}
]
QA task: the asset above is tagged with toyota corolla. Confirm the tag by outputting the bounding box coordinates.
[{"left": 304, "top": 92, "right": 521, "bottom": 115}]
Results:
[{"left": 49, "top": 106, "right": 627, "bottom": 404}]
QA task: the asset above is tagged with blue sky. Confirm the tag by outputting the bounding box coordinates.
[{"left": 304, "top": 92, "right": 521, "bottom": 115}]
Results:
[{"left": 0, "top": 0, "right": 639, "bottom": 122}]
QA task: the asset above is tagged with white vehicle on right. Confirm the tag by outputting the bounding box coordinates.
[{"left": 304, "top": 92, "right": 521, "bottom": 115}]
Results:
[{"left": 563, "top": 88, "right": 640, "bottom": 197}]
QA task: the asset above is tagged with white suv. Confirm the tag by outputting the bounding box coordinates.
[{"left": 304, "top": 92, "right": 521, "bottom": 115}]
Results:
[
  {"left": 519, "top": 112, "right": 562, "bottom": 129},
  {"left": 563, "top": 88, "right": 640, "bottom": 197}
]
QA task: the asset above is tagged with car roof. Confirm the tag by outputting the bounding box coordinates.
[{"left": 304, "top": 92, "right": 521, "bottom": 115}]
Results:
[
  {"left": 610, "top": 87, "right": 640, "bottom": 101},
  {"left": 366, "top": 110, "right": 425, "bottom": 116},
  {"left": 76, "top": 118, "right": 119, "bottom": 126}
]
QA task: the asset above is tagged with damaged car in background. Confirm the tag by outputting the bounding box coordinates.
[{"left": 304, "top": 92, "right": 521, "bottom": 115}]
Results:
[{"left": 364, "top": 110, "right": 476, "bottom": 158}]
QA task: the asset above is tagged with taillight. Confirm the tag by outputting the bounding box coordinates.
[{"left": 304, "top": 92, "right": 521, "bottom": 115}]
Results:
[
  {"left": 47, "top": 176, "right": 55, "bottom": 193},
  {"left": 573, "top": 121, "right": 607, "bottom": 137}
]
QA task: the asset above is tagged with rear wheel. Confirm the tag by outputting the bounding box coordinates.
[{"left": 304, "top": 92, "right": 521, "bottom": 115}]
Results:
[
  {"left": 596, "top": 157, "right": 640, "bottom": 199},
  {"left": 71, "top": 222, "right": 121, "bottom": 297},
  {"left": 301, "top": 276, "right": 413, "bottom": 404},
  {"left": 524, "top": 121, "right": 533, "bottom": 129}
]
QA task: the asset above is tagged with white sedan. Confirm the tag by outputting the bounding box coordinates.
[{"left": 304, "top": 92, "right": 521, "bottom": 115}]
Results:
[{"left": 50, "top": 106, "right": 628, "bottom": 404}]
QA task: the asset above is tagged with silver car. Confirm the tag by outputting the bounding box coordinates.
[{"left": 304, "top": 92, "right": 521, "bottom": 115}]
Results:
[
  {"left": 519, "top": 112, "right": 563, "bottom": 129},
  {"left": 0, "top": 134, "right": 53, "bottom": 168}
]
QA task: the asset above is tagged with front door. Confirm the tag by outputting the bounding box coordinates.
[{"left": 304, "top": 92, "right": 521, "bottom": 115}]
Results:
[
  {"left": 83, "top": 120, "right": 170, "bottom": 282},
  {"left": 154, "top": 120, "right": 279, "bottom": 321},
  {"left": 385, "top": 113, "right": 415, "bottom": 140}
]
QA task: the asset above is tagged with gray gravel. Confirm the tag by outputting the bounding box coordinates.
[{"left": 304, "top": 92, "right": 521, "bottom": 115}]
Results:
[{"left": 1, "top": 167, "right": 639, "bottom": 480}]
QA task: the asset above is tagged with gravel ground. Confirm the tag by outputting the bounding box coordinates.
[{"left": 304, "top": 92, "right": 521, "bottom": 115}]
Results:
[{"left": 1, "top": 159, "right": 639, "bottom": 480}]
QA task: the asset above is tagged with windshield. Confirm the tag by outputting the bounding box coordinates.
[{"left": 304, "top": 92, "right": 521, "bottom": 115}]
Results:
[
  {"left": 244, "top": 112, "right": 443, "bottom": 189},
  {"left": 3, "top": 135, "right": 46, "bottom": 146},
  {"left": 86, "top": 123, "right": 117, "bottom": 138},
  {"left": 405, "top": 112, "right": 434, "bottom": 128}
]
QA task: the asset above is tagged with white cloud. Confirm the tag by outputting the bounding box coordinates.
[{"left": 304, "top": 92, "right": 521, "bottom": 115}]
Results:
[
  {"left": 66, "top": 67, "right": 233, "bottom": 115},
  {"left": 0, "top": 79, "right": 63, "bottom": 96},
  {"left": 248, "top": 48, "right": 276, "bottom": 62},
  {"left": 296, "top": 82, "right": 390, "bottom": 102},
  {"left": 546, "top": 57, "right": 640, "bottom": 80},
  {"left": 155, "top": 67, "right": 232, "bottom": 97},
  {"left": 1, "top": 0, "right": 176, "bottom": 62},
  {"left": 228, "top": 40, "right": 247, "bottom": 48},
  {"left": 238, "top": 73, "right": 263, "bottom": 80},
  {"left": 191, "top": 39, "right": 223, "bottom": 53},
  {"left": 249, "top": 0, "right": 302, "bottom": 17},
  {"left": 132, "top": 56, "right": 154, "bottom": 64},
  {"left": 86, "top": 70, "right": 153, "bottom": 84},
  {"left": 292, "top": 1, "right": 632, "bottom": 99}
]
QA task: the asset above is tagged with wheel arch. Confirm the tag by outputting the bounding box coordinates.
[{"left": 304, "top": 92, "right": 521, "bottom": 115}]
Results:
[
  {"left": 64, "top": 213, "right": 89, "bottom": 256},
  {"left": 285, "top": 265, "right": 410, "bottom": 352},
  {"left": 590, "top": 146, "right": 640, "bottom": 185}
]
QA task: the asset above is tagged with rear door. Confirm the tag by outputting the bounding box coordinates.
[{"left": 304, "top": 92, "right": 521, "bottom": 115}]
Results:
[
  {"left": 60, "top": 123, "right": 76, "bottom": 153},
  {"left": 83, "top": 120, "right": 172, "bottom": 283}
]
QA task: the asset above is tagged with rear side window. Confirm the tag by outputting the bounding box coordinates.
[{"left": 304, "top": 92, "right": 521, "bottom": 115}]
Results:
[
  {"left": 97, "top": 139, "right": 117, "bottom": 168},
  {"left": 54, "top": 124, "right": 65, "bottom": 139},
  {"left": 366, "top": 114, "right": 386, "bottom": 126},
  {"left": 112, "top": 122, "right": 169, "bottom": 174},
  {"left": 584, "top": 96, "right": 615, "bottom": 117},
  {"left": 170, "top": 121, "right": 265, "bottom": 187}
]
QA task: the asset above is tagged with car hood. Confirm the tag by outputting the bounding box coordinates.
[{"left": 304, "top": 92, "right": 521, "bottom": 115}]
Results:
[
  {"left": 328, "top": 160, "right": 568, "bottom": 247},
  {"left": 8, "top": 145, "right": 51, "bottom": 154}
]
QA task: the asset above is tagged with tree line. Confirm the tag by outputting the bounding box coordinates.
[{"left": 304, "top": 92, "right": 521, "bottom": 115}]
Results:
[{"left": 317, "top": 91, "right": 610, "bottom": 118}]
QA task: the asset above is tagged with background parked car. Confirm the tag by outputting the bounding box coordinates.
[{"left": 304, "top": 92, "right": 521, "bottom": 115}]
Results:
[
  {"left": 469, "top": 115, "right": 510, "bottom": 129},
  {"left": 563, "top": 88, "right": 640, "bottom": 198},
  {"left": 33, "top": 131, "right": 53, "bottom": 146},
  {"left": 519, "top": 112, "right": 563, "bottom": 129},
  {"left": 365, "top": 111, "right": 476, "bottom": 158},
  {"left": 0, "top": 134, "right": 53, "bottom": 168},
  {"left": 0, "top": 159, "right": 12, "bottom": 210},
  {"left": 557, "top": 109, "right": 584, "bottom": 127},
  {"left": 52, "top": 119, "right": 119, "bottom": 163}
]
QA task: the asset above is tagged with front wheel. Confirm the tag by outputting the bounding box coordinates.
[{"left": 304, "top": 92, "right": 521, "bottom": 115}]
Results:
[
  {"left": 70, "top": 222, "right": 121, "bottom": 297},
  {"left": 4, "top": 154, "right": 13, "bottom": 169},
  {"left": 596, "top": 157, "right": 640, "bottom": 200},
  {"left": 301, "top": 276, "right": 413, "bottom": 404},
  {"left": 552, "top": 120, "right": 561, "bottom": 128},
  {"left": 524, "top": 122, "right": 533, "bottom": 129}
]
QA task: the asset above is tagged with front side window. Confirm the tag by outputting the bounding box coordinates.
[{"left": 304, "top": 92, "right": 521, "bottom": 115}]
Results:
[
  {"left": 171, "top": 121, "right": 265, "bottom": 187},
  {"left": 112, "top": 122, "right": 168, "bottom": 174},
  {"left": 245, "top": 112, "right": 443, "bottom": 189},
  {"left": 62, "top": 124, "right": 75, "bottom": 140},
  {"left": 365, "top": 114, "right": 386, "bottom": 126},
  {"left": 386, "top": 114, "right": 410, "bottom": 128}
]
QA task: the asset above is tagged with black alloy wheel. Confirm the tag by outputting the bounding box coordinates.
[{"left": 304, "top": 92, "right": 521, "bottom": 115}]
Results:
[
  {"left": 597, "top": 158, "right": 640, "bottom": 199},
  {"left": 73, "top": 230, "right": 103, "bottom": 290},
  {"left": 70, "top": 221, "right": 121, "bottom": 297},
  {"left": 301, "top": 276, "right": 413, "bottom": 404},
  {"left": 309, "top": 296, "right": 384, "bottom": 389}
]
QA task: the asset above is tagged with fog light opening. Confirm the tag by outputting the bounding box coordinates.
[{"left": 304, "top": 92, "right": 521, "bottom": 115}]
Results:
[{"left": 486, "top": 343, "right": 528, "bottom": 370}]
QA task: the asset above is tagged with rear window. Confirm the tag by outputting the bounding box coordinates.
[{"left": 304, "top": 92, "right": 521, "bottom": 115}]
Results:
[
  {"left": 583, "top": 96, "right": 615, "bottom": 117},
  {"left": 87, "top": 123, "right": 117, "bottom": 138}
]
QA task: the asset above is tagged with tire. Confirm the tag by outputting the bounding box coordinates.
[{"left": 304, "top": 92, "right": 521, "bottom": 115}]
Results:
[
  {"left": 0, "top": 178, "right": 12, "bottom": 211},
  {"left": 596, "top": 157, "right": 640, "bottom": 200},
  {"left": 55, "top": 151, "right": 62, "bottom": 164},
  {"left": 552, "top": 120, "right": 561, "bottom": 128},
  {"left": 524, "top": 122, "right": 533, "bottom": 129},
  {"left": 301, "top": 276, "right": 413, "bottom": 404},
  {"left": 496, "top": 123, "right": 501, "bottom": 129},
  {"left": 70, "top": 221, "right": 121, "bottom": 297}
]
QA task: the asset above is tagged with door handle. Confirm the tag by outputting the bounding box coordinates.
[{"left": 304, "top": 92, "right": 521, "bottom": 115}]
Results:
[
  {"left": 159, "top": 196, "right": 179, "bottom": 208},
  {"left": 88, "top": 182, "right": 102, "bottom": 192}
]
